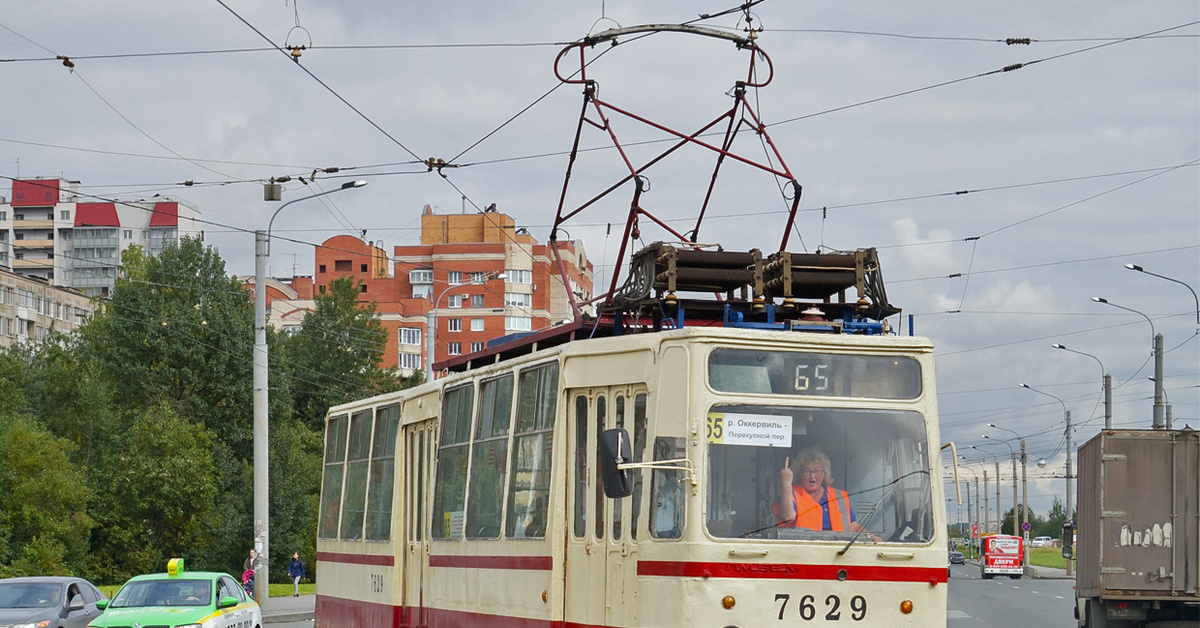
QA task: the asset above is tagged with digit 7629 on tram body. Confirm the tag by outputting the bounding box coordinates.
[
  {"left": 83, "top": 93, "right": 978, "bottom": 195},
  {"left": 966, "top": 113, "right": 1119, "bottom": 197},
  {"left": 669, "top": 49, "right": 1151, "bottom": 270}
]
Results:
[{"left": 313, "top": 250, "right": 950, "bottom": 628}]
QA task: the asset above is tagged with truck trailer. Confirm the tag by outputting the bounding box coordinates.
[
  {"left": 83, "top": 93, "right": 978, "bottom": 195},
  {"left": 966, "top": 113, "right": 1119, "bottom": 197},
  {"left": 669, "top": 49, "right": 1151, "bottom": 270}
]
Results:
[{"left": 1075, "top": 429, "right": 1199, "bottom": 627}]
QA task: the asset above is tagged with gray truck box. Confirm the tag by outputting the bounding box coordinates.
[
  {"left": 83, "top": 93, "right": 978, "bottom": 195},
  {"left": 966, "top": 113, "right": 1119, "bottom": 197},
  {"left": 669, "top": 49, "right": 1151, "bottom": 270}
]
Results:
[{"left": 1075, "top": 429, "right": 1199, "bottom": 627}]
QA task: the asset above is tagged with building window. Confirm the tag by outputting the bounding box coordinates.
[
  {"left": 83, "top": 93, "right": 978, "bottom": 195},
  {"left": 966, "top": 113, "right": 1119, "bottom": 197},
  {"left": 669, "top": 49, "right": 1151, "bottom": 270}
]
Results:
[
  {"left": 319, "top": 265, "right": 327, "bottom": 273},
  {"left": 410, "top": 269, "right": 433, "bottom": 284},
  {"left": 448, "top": 271, "right": 463, "bottom": 285},
  {"left": 123, "top": 230, "right": 132, "bottom": 239},
  {"left": 471, "top": 271, "right": 488, "bottom": 282},
  {"left": 413, "top": 285, "right": 431, "bottom": 299},
  {"left": 399, "top": 352, "right": 422, "bottom": 370},
  {"left": 506, "top": 293, "right": 532, "bottom": 308},
  {"left": 470, "top": 341, "right": 485, "bottom": 353},
  {"left": 448, "top": 295, "right": 464, "bottom": 308},
  {"left": 447, "top": 318, "right": 462, "bottom": 332},
  {"left": 506, "top": 269, "right": 532, "bottom": 284},
  {"left": 400, "top": 328, "right": 421, "bottom": 345},
  {"left": 0, "top": 212, "right": 6, "bottom": 221},
  {"left": 319, "top": 285, "right": 326, "bottom": 294},
  {"left": 60, "top": 210, "right": 70, "bottom": 220},
  {"left": 448, "top": 342, "right": 462, "bottom": 355},
  {"left": 360, "top": 284, "right": 368, "bottom": 293},
  {"left": 471, "top": 318, "right": 484, "bottom": 332},
  {"left": 471, "top": 294, "right": 484, "bottom": 308},
  {"left": 505, "top": 316, "right": 532, "bottom": 332},
  {"left": 335, "top": 260, "right": 352, "bottom": 271},
  {"left": 361, "top": 264, "right": 368, "bottom": 272}
]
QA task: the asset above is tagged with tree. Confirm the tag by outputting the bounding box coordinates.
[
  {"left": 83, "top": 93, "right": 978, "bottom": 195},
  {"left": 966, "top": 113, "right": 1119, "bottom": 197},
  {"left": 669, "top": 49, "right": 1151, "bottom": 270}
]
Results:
[
  {"left": 281, "top": 275, "right": 405, "bottom": 431},
  {"left": 0, "top": 414, "right": 92, "bottom": 576},
  {"left": 88, "top": 404, "right": 216, "bottom": 581}
]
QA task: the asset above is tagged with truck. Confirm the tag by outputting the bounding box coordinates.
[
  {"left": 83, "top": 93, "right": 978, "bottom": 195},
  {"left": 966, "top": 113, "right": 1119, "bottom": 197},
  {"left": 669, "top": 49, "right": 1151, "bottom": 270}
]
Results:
[
  {"left": 981, "top": 534, "right": 1024, "bottom": 579},
  {"left": 1074, "top": 429, "right": 1199, "bottom": 627}
]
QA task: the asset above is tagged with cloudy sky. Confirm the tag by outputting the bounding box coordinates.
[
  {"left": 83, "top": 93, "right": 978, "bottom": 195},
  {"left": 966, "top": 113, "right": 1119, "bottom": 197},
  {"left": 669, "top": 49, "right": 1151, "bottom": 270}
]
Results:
[{"left": 4, "top": 1, "right": 1197, "bottom": 518}]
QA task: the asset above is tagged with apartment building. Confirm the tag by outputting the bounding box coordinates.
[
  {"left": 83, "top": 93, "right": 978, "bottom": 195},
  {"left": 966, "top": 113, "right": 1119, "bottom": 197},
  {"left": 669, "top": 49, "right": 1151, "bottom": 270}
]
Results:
[
  {"left": 0, "top": 178, "right": 202, "bottom": 297},
  {"left": 0, "top": 265, "right": 96, "bottom": 349},
  {"left": 307, "top": 205, "right": 592, "bottom": 375}
]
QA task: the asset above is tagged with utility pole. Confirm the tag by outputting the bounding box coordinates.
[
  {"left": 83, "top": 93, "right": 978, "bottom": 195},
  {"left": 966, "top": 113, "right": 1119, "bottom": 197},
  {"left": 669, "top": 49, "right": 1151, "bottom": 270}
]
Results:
[
  {"left": 1010, "top": 452, "right": 1018, "bottom": 538},
  {"left": 995, "top": 460, "right": 1002, "bottom": 533},
  {"left": 1153, "top": 334, "right": 1164, "bottom": 428},
  {"left": 1021, "top": 440, "right": 1029, "bottom": 567},
  {"left": 983, "top": 470, "right": 990, "bottom": 534}
]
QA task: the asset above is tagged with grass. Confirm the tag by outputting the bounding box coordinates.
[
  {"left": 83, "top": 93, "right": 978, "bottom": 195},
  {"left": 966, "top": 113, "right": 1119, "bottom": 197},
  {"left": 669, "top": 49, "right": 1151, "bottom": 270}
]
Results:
[
  {"left": 96, "top": 582, "right": 316, "bottom": 599},
  {"left": 1028, "top": 546, "right": 1074, "bottom": 570}
]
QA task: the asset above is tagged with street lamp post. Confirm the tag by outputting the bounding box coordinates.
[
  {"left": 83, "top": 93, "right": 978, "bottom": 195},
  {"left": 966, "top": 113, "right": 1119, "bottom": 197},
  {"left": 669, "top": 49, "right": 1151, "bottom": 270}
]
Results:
[
  {"left": 253, "top": 180, "right": 366, "bottom": 607},
  {"left": 982, "top": 435, "right": 1018, "bottom": 538},
  {"left": 1051, "top": 343, "right": 1111, "bottom": 429},
  {"left": 425, "top": 272, "right": 506, "bottom": 382},
  {"left": 971, "top": 445, "right": 1004, "bottom": 534},
  {"left": 959, "top": 461, "right": 981, "bottom": 558},
  {"left": 987, "top": 425, "right": 1029, "bottom": 567},
  {"left": 1092, "top": 296, "right": 1164, "bottom": 428},
  {"left": 1020, "top": 382, "right": 1073, "bottom": 576},
  {"left": 1125, "top": 263, "right": 1200, "bottom": 325}
]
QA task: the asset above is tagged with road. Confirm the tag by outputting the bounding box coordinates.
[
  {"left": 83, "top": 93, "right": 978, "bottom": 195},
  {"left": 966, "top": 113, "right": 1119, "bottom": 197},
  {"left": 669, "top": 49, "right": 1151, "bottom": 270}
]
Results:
[{"left": 949, "top": 563, "right": 1077, "bottom": 627}]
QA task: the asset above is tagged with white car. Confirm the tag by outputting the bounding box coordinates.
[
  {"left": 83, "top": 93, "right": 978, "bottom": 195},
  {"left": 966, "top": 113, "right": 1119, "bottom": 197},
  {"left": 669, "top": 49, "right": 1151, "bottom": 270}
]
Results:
[{"left": 1030, "top": 536, "right": 1052, "bottom": 547}]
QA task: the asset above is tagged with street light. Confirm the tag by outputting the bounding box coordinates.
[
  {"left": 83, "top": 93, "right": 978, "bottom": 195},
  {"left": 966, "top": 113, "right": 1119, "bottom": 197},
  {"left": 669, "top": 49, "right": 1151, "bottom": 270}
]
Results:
[
  {"left": 970, "top": 445, "right": 1004, "bottom": 535},
  {"left": 253, "top": 180, "right": 366, "bottom": 608},
  {"left": 425, "top": 271, "right": 506, "bottom": 382},
  {"left": 1019, "top": 382, "right": 1074, "bottom": 576},
  {"left": 1051, "top": 343, "right": 1112, "bottom": 429},
  {"left": 1092, "top": 296, "right": 1164, "bottom": 428},
  {"left": 1125, "top": 263, "right": 1200, "bottom": 325},
  {"left": 982, "top": 435, "right": 1018, "bottom": 537}
]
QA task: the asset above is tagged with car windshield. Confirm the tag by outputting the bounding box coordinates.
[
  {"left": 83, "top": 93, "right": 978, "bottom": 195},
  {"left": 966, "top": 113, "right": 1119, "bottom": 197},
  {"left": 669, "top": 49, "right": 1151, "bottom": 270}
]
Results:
[
  {"left": 111, "top": 579, "right": 212, "bottom": 608},
  {"left": 0, "top": 583, "right": 61, "bottom": 608},
  {"left": 706, "top": 404, "right": 933, "bottom": 543}
]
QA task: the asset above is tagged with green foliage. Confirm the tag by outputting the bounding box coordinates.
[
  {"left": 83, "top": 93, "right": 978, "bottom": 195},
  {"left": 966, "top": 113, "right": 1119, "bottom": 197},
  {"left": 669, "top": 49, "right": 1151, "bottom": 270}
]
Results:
[
  {"left": 88, "top": 403, "right": 217, "bottom": 582},
  {"left": 282, "top": 275, "right": 403, "bottom": 430},
  {"left": 268, "top": 418, "right": 323, "bottom": 582},
  {"left": 0, "top": 414, "right": 92, "bottom": 576}
]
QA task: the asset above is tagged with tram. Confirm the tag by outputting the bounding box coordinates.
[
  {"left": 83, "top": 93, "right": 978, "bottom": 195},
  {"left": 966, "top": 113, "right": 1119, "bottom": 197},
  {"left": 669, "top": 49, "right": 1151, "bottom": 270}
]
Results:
[{"left": 315, "top": 21, "right": 950, "bottom": 627}]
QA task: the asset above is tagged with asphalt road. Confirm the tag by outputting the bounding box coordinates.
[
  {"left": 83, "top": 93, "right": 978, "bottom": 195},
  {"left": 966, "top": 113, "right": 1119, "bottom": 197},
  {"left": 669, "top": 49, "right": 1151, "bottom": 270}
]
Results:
[{"left": 948, "top": 563, "right": 1077, "bottom": 628}]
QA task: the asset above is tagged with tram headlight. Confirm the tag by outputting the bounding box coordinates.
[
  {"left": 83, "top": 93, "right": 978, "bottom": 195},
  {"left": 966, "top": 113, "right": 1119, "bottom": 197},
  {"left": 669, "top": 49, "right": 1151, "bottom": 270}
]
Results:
[
  {"left": 899, "top": 599, "right": 914, "bottom": 614},
  {"left": 721, "top": 595, "right": 736, "bottom": 610}
]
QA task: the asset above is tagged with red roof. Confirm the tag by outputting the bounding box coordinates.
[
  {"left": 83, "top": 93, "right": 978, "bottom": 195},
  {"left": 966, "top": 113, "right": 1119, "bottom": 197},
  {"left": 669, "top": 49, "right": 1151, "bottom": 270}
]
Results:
[
  {"left": 75, "top": 203, "right": 121, "bottom": 227},
  {"left": 149, "top": 202, "right": 178, "bottom": 227},
  {"left": 11, "top": 180, "right": 60, "bottom": 206}
]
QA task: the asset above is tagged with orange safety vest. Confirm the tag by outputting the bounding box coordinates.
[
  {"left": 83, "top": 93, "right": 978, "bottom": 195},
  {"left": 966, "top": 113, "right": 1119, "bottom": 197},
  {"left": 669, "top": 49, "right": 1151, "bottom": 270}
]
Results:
[{"left": 774, "top": 485, "right": 852, "bottom": 531}]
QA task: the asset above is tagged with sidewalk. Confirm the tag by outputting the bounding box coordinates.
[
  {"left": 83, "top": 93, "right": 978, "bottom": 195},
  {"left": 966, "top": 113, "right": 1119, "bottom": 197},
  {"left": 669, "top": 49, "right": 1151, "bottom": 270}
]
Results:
[{"left": 261, "top": 594, "right": 315, "bottom": 624}]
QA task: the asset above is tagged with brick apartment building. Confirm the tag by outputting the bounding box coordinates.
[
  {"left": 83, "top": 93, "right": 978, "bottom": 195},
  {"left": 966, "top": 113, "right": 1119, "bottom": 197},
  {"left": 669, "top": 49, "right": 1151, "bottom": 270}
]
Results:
[{"left": 260, "top": 205, "right": 592, "bottom": 376}]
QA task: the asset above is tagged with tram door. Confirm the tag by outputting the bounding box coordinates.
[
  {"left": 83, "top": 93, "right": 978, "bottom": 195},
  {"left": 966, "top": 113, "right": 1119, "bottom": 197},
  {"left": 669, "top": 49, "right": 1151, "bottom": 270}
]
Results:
[
  {"left": 401, "top": 419, "right": 435, "bottom": 627},
  {"left": 565, "top": 388, "right": 644, "bottom": 627}
]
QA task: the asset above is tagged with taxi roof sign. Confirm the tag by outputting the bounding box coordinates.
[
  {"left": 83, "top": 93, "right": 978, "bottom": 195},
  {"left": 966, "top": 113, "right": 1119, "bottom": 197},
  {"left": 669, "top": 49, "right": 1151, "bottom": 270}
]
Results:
[{"left": 167, "top": 557, "right": 185, "bottom": 577}]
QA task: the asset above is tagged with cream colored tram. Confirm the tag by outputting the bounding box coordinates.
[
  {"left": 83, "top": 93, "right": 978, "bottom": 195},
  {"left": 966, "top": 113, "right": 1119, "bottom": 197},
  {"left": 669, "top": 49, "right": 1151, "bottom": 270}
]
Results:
[{"left": 315, "top": 324, "right": 948, "bottom": 627}]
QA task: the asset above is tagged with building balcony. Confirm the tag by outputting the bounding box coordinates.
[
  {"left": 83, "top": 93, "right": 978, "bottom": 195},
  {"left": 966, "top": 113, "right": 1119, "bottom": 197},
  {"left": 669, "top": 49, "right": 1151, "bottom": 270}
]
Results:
[
  {"left": 12, "top": 219, "right": 54, "bottom": 229},
  {"left": 11, "top": 258, "right": 54, "bottom": 269},
  {"left": 12, "top": 239, "right": 54, "bottom": 249}
]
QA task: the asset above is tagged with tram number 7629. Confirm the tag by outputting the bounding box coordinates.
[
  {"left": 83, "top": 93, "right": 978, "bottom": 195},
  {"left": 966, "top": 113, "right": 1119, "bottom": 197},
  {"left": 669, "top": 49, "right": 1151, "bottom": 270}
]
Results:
[{"left": 774, "top": 593, "right": 867, "bottom": 622}]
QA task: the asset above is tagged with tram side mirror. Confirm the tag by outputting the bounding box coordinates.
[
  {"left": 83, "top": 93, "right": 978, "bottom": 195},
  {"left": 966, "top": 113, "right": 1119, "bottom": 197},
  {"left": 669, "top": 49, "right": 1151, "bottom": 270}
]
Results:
[
  {"left": 600, "top": 428, "right": 634, "bottom": 498},
  {"left": 1061, "top": 521, "right": 1075, "bottom": 560}
]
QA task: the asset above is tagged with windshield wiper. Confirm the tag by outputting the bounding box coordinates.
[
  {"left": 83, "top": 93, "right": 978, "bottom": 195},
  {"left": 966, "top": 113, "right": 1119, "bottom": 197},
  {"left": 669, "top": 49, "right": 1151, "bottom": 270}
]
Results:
[{"left": 837, "top": 469, "right": 928, "bottom": 556}]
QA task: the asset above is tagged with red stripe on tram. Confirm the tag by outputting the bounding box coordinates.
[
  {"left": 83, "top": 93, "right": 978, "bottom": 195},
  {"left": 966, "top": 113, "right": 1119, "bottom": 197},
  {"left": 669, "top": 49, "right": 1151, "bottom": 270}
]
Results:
[
  {"left": 316, "top": 551, "right": 395, "bottom": 566},
  {"left": 429, "top": 554, "right": 554, "bottom": 570},
  {"left": 638, "top": 560, "right": 948, "bottom": 584}
]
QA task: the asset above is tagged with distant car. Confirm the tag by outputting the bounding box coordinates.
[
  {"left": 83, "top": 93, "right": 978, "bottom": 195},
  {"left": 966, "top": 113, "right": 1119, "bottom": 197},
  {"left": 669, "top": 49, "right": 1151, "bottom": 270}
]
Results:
[
  {"left": 0, "top": 576, "right": 107, "bottom": 628},
  {"left": 949, "top": 551, "right": 965, "bottom": 565},
  {"left": 91, "top": 559, "right": 260, "bottom": 628},
  {"left": 1030, "top": 536, "right": 1053, "bottom": 547}
]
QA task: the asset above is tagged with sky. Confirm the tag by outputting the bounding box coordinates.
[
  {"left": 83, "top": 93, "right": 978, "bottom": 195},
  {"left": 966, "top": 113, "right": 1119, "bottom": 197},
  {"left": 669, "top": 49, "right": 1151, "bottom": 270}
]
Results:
[{"left": 3, "top": 1, "right": 1197, "bottom": 521}]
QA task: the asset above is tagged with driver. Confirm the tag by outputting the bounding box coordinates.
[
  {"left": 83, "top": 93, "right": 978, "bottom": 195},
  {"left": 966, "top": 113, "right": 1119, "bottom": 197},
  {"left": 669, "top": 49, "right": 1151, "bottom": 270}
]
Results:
[{"left": 774, "top": 447, "right": 876, "bottom": 538}]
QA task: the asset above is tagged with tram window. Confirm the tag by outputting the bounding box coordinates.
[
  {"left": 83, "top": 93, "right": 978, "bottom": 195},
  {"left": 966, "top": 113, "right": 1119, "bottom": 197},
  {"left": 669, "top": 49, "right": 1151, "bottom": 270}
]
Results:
[
  {"left": 340, "top": 409, "right": 374, "bottom": 540},
  {"left": 365, "top": 404, "right": 400, "bottom": 541},
  {"left": 572, "top": 395, "right": 587, "bottom": 539},
  {"left": 467, "top": 375, "right": 514, "bottom": 538},
  {"left": 650, "top": 436, "right": 687, "bottom": 539},
  {"left": 319, "top": 414, "right": 349, "bottom": 539},
  {"left": 594, "top": 395, "right": 606, "bottom": 540},
  {"left": 506, "top": 363, "right": 558, "bottom": 539},
  {"left": 708, "top": 349, "right": 921, "bottom": 399},
  {"left": 631, "top": 394, "right": 647, "bottom": 540},
  {"left": 432, "top": 384, "right": 475, "bottom": 539},
  {"left": 703, "top": 405, "right": 933, "bottom": 543}
]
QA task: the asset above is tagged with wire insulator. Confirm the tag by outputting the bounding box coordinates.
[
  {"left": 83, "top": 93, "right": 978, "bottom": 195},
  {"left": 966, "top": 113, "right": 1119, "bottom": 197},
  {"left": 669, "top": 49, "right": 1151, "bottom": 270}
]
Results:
[{"left": 1005, "top": 38, "right": 1032, "bottom": 46}]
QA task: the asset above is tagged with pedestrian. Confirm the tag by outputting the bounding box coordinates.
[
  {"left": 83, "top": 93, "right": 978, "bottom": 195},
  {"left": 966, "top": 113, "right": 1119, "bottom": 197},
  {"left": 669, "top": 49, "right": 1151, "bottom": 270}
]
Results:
[
  {"left": 243, "top": 549, "right": 257, "bottom": 597},
  {"left": 287, "top": 552, "right": 306, "bottom": 597}
]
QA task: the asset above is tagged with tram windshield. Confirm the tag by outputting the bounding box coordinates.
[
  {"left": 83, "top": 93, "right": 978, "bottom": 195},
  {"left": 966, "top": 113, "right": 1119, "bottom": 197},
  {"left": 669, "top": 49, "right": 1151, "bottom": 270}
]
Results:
[{"left": 705, "top": 405, "right": 933, "bottom": 543}]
